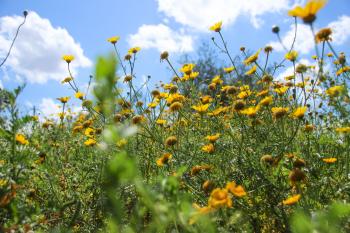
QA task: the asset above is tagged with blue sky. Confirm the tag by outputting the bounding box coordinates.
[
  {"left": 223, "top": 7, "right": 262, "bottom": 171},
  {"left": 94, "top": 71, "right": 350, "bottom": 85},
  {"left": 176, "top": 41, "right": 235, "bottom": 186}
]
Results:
[{"left": 0, "top": 0, "right": 349, "bottom": 117}]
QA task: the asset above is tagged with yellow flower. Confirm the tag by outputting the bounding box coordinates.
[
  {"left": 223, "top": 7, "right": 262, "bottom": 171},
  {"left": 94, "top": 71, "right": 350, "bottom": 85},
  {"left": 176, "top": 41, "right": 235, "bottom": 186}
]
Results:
[
  {"left": 156, "top": 153, "right": 172, "bottom": 167},
  {"left": 245, "top": 65, "right": 257, "bottom": 75},
  {"left": 271, "top": 107, "right": 289, "bottom": 119},
  {"left": 288, "top": 0, "right": 327, "bottom": 24},
  {"left": 259, "top": 96, "right": 273, "bottom": 106},
  {"left": 211, "top": 75, "right": 223, "bottom": 85},
  {"left": 325, "top": 85, "right": 344, "bottom": 97},
  {"left": 62, "top": 55, "right": 74, "bottom": 63},
  {"left": 75, "top": 92, "right": 84, "bottom": 100},
  {"left": 243, "top": 49, "right": 261, "bottom": 66},
  {"left": 57, "top": 96, "right": 70, "bottom": 104},
  {"left": 202, "top": 143, "right": 215, "bottom": 154},
  {"left": 285, "top": 50, "right": 298, "bottom": 62},
  {"left": 61, "top": 76, "right": 73, "bottom": 84},
  {"left": 274, "top": 86, "right": 289, "bottom": 96},
  {"left": 165, "top": 136, "right": 177, "bottom": 147},
  {"left": 205, "top": 133, "right": 220, "bottom": 143},
  {"left": 166, "top": 93, "right": 185, "bottom": 104},
  {"left": 335, "top": 127, "right": 350, "bottom": 134},
  {"left": 192, "top": 103, "right": 210, "bottom": 113},
  {"left": 223, "top": 66, "right": 235, "bottom": 73},
  {"left": 226, "top": 181, "right": 246, "bottom": 197},
  {"left": 84, "top": 138, "right": 97, "bottom": 146},
  {"left": 107, "top": 36, "right": 120, "bottom": 44},
  {"left": 156, "top": 119, "right": 167, "bottom": 125},
  {"left": 84, "top": 127, "right": 95, "bottom": 138},
  {"left": 240, "top": 106, "right": 260, "bottom": 118},
  {"left": 191, "top": 165, "right": 212, "bottom": 176},
  {"left": 15, "top": 133, "right": 29, "bottom": 145},
  {"left": 208, "top": 188, "right": 232, "bottom": 209},
  {"left": 180, "top": 63, "right": 195, "bottom": 75},
  {"left": 292, "top": 106, "right": 307, "bottom": 119},
  {"left": 209, "top": 21, "right": 222, "bottom": 32},
  {"left": 322, "top": 157, "right": 337, "bottom": 163},
  {"left": 282, "top": 194, "right": 301, "bottom": 205},
  {"left": 128, "top": 46, "right": 141, "bottom": 54},
  {"left": 116, "top": 138, "right": 128, "bottom": 148},
  {"left": 336, "top": 66, "right": 350, "bottom": 76}
]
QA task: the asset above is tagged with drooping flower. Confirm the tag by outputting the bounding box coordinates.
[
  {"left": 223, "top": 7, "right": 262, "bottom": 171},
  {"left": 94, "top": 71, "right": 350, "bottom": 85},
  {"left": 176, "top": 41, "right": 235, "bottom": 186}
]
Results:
[
  {"left": 282, "top": 194, "right": 301, "bottom": 205},
  {"left": 315, "top": 28, "right": 332, "bottom": 43},
  {"left": 61, "top": 76, "right": 73, "bottom": 84},
  {"left": 223, "top": 66, "right": 235, "bottom": 73},
  {"left": 288, "top": 0, "right": 327, "bottom": 24}
]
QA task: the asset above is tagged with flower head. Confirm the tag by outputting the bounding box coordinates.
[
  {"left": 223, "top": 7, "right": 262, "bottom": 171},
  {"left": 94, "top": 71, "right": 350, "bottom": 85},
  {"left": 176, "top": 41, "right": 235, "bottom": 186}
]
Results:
[
  {"left": 75, "top": 92, "right": 84, "bottom": 100},
  {"left": 226, "top": 181, "right": 247, "bottom": 197},
  {"left": 202, "top": 143, "right": 215, "bottom": 154},
  {"left": 128, "top": 47, "right": 141, "bottom": 54},
  {"left": 156, "top": 153, "right": 172, "bottom": 166},
  {"left": 288, "top": 0, "right": 327, "bottom": 24},
  {"left": 292, "top": 106, "right": 307, "bottom": 119},
  {"left": 15, "top": 133, "right": 29, "bottom": 145},
  {"left": 62, "top": 55, "right": 74, "bottom": 63},
  {"left": 57, "top": 96, "right": 70, "bottom": 104},
  {"left": 208, "top": 188, "right": 232, "bottom": 208},
  {"left": 209, "top": 21, "right": 222, "bottom": 32},
  {"left": 107, "top": 36, "right": 120, "bottom": 44},
  {"left": 322, "top": 157, "right": 337, "bottom": 163}
]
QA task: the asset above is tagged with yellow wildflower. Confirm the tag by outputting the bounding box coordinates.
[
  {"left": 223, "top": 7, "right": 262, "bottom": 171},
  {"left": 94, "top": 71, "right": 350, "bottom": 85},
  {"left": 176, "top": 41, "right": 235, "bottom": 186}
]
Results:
[
  {"left": 61, "top": 76, "right": 73, "bottom": 84},
  {"left": 325, "top": 85, "right": 344, "bottom": 97},
  {"left": 192, "top": 103, "right": 210, "bottom": 113},
  {"left": 271, "top": 107, "right": 289, "bottom": 119},
  {"left": 57, "top": 96, "right": 70, "bottom": 104},
  {"left": 240, "top": 106, "right": 260, "bottom": 118},
  {"left": 288, "top": 0, "right": 327, "bottom": 24},
  {"left": 223, "top": 66, "right": 235, "bottom": 73},
  {"left": 285, "top": 51, "right": 298, "bottom": 62},
  {"left": 107, "top": 36, "right": 120, "bottom": 44},
  {"left": 205, "top": 133, "right": 220, "bottom": 143},
  {"left": 208, "top": 188, "right": 232, "bottom": 209},
  {"left": 226, "top": 181, "right": 247, "bottom": 197},
  {"left": 292, "top": 106, "right": 307, "bottom": 119},
  {"left": 335, "top": 127, "right": 350, "bottom": 134},
  {"left": 75, "top": 92, "right": 84, "bottom": 100},
  {"left": 322, "top": 157, "right": 337, "bottom": 163},
  {"left": 259, "top": 96, "right": 273, "bottom": 106},
  {"left": 245, "top": 65, "right": 257, "bottom": 75},
  {"left": 209, "top": 21, "right": 222, "bottom": 32},
  {"left": 128, "top": 47, "right": 141, "bottom": 54},
  {"left": 243, "top": 49, "right": 261, "bottom": 66},
  {"left": 15, "top": 133, "right": 29, "bottom": 145},
  {"left": 84, "top": 138, "right": 97, "bottom": 146},
  {"left": 282, "top": 194, "right": 301, "bottom": 205},
  {"left": 202, "top": 143, "right": 215, "bottom": 154},
  {"left": 156, "top": 153, "right": 172, "bottom": 167},
  {"left": 62, "top": 55, "right": 74, "bottom": 63}
]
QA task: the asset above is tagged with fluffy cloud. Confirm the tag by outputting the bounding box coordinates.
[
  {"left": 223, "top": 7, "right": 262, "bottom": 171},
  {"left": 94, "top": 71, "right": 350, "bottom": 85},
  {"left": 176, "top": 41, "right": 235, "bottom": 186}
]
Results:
[
  {"left": 0, "top": 11, "right": 91, "bottom": 84},
  {"left": 156, "top": 0, "right": 294, "bottom": 30},
  {"left": 128, "top": 24, "right": 194, "bottom": 53},
  {"left": 38, "top": 98, "right": 61, "bottom": 118},
  {"left": 269, "top": 15, "right": 350, "bottom": 54}
]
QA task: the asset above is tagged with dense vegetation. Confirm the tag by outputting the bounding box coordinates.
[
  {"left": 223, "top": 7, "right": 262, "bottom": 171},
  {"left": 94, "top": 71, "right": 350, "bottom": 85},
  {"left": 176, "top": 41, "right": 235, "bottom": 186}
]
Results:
[{"left": 1, "top": 0, "right": 350, "bottom": 232}]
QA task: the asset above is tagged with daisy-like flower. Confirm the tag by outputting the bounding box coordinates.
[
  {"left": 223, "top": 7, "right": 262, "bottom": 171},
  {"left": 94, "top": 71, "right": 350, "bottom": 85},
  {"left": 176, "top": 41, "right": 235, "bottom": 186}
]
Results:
[
  {"left": 243, "top": 49, "right": 261, "bottom": 66},
  {"left": 245, "top": 65, "right": 257, "bottom": 75},
  {"left": 285, "top": 50, "right": 298, "bottom": 62},
  {"left": 128, "top": 46, "right": 141, "bottom": 54},
  {"left": 208, "top": 188, "right": 232, "bottom": 208},
  {"left": 209, "top": 21, "right": 222, "bottom": 32},
  {"left": 75, "top": 92, "right": 84, "bottom": 100},
  {"left": 57, "top": 96, "right": 70, "bottom": 104},
  {"left": 62, "top": 55, "right": 74, "bottom": 63},
  {"left": 61, "top": 77, "right": 73, "bottom": 84},
  {"left": 202, "top": 143, "right": 215, "bottom": 154},
  {"left": 84, "top": 138, "right": 97, "bottom": 146},
  {"left": 292, "top": 106, "right": 307, "bottom": 119},
  {"left": 288, "top": 0, "right": 327, "bottom": 24},
  {"left": 192, "top": 103, "right": 210, "bottom": 114},
  {"left": 15, "top": 133, "right": 29, "bottom": 145},
  {"left": 156, "top": 153, "right": 172, "bottom": 167},
  {"left": 107, "top": 36, "right": 120, "bottom": 44},
  {"left": 205, "top": 133, "right": 220, "bottom": 143},
  {"left": 226, "top": 181, "right": 247, "bottom": 197},
  {"left": 271, "top": 107, "right": 289, "bottom": 119},
  {"left": 223, "top": 66, "right": 235, "bottom": 73}
]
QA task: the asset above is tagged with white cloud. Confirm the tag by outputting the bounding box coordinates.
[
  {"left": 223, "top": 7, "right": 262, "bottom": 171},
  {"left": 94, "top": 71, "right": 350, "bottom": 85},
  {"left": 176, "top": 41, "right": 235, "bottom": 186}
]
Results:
[
  {"left": 0, "top": 11, "right": 91, "bottom": 84},
  {"left": 38, "top": 98, "right": 61, "bottom": 118},
  {"left": 156, "top": 0, "right": 293, "bottom": 30},
  {"left": 128, "top": 24, "right": 194, "bottom": 53},
  {"left": 269, "top": 15, "right": 350, "bottom": 54}
]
